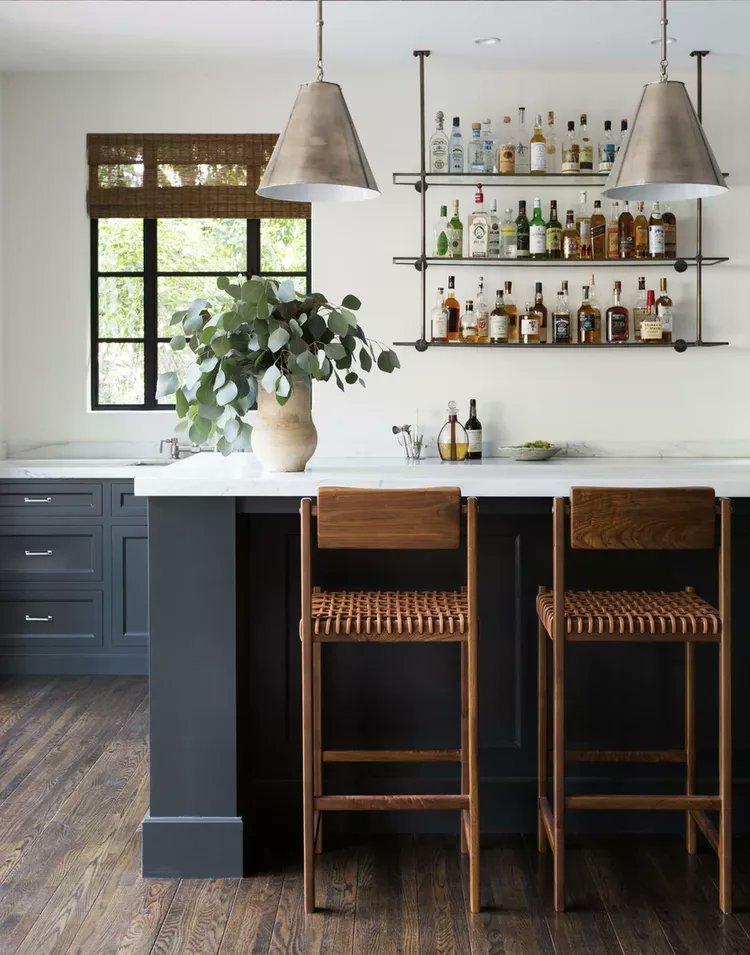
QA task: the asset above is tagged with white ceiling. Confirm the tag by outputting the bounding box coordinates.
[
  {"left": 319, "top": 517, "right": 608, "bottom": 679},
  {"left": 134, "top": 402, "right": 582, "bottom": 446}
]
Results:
[{"left": 0, "top": 0, "right": 746, "bottom": 72}]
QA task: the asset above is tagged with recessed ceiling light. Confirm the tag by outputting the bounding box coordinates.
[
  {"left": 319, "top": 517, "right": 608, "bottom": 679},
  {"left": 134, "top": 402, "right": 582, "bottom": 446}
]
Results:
[
  {"left": 649, "top": 36, "right": 677, "bottom": 45},
  {"left": 474, "top": 36, "right": 502, "bottom": 46}
]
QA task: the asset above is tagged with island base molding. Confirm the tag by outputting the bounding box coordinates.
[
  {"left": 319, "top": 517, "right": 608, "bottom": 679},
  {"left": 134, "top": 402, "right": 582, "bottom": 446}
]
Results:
[{"left": 141, "top": 813, "right": 243, "bottom": 878}]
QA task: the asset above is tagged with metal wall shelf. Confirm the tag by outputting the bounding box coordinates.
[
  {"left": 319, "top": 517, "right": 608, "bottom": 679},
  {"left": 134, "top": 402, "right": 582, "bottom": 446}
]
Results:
[
  {"left": 394, "top": 171, "right": 728, "bottom": 189},
  {"left": 394, "top": 256, "right": 728, "bottom": 269},
  {"left": 394, "top": 340, "right": 729, "bottom": 352}
]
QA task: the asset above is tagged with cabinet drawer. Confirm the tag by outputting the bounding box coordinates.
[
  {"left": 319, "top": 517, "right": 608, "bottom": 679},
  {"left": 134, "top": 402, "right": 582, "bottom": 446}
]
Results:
[
  {"left": 0, "top": 483, "right": 102, "bottom": 517},
  {"left": 0, "top": 526, "right": 103, "bottom": 581},
  {"left": 111, "top": 481, "right": 146, "bottom": 518},
  {"left": 0, "top": 591, "right": 102, "bottom": 647}
]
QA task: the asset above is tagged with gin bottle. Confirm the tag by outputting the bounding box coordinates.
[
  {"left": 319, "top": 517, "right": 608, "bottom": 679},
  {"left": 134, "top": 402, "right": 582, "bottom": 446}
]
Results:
[
  {"left": 449, "top": 117, "right": 464, "bottom": 173},
  {"left": 598, "top": 120, "right": 615, "bottom": 173},
  {"left": 429, "top": 111, "right": 449, "bottom": 173},
  {"left": 468, "top": 123, "right": 485, "bottom": 173},
  {"left": 481, "top": 118, "right": 496, "bottom": 173},
  {"left": 468, "top": 185, "right": 489, "bottom": 258},
  {"left": 515, "top": 107, "right": 530, "bottom": 174}
]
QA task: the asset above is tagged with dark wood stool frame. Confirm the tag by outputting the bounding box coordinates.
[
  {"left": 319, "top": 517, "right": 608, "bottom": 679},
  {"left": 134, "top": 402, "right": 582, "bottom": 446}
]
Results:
[
  {"left": 537, "top": 487, "right": 732, "bottom": 914},
  {"left": 300, "top": 487, "right": 480, "bottom": 914}
]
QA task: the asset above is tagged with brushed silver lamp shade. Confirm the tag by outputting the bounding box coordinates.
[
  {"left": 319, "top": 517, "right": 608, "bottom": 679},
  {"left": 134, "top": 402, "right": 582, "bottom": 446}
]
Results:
[{"left": 257, "top": 80, "right": 379, "bottom": 202}]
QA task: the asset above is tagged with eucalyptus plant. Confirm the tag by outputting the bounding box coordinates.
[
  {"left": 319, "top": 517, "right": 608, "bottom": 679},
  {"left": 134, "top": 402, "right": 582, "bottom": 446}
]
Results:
[{"left": 156, "top": 275, "right": 400, "bottom": 456}]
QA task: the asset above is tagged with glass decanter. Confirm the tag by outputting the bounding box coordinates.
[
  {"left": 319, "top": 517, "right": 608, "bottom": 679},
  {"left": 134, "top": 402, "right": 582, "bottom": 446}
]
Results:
[{"left": 437, "top": 401, "right": 469, "bottom": 462}]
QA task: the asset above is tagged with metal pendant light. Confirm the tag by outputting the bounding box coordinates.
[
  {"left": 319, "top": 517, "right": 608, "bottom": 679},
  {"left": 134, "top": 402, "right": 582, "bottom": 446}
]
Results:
[
  {"left": 602, "top": 0, "right": 727, "bottom": 201},
  {"left": 257, "top": 0, "right": 379, "bottom": 202}
]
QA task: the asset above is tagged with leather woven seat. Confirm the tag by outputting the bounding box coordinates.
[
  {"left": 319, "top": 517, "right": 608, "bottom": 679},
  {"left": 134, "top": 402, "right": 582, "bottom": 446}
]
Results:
[
  {"left": 537, "top": 588, "right": 721, "bottom": 639},
  {"left": 311, "top": 589, "right": 468, "bottom": 639}
]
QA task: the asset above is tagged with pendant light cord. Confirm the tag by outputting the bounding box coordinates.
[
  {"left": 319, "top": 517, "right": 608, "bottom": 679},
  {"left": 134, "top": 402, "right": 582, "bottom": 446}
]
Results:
[
  {"left": 660, "top": 0, "right": 669, "bottom": 82},
  {"left": 316, "top": 0, "right": 324, "bottom": 81}
]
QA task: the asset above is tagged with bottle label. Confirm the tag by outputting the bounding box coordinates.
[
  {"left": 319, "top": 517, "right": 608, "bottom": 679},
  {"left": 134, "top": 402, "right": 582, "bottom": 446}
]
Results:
[
  {"left": 641, "top": 319, "right": 663, "bottom": 341},
  {"left": 620, "top": 235, "right": 634, "bottom": 257},
  {"left": 563, "top": 236, "right": 579, "bottom": 258},
  {"left": 609, "top": 314, "right": 628, "bottom": 338},
  {"left": 664, "top": 223, "right": 677, "bottom": 256},
  {"left": 435, "top": 229, "right": 448, "bottom": 257},
  {"left": 468, "top": 430, "right": 482, "bottom": 453},
  {"left": 598, "top": 144, "right": 615, "bottom": 172},
  {"left": 635, "top": 223, "right": 648, "bottom": 252},
  {"left": 470, "top": 218, "right": 488, "bottom": 257},
  {"left": 489, "top": 313, "right": 508, "bottom": 339},
  {"left": 449, "top": 145, "right": 464, "bottom": 173},
  {"left": 529, "top": 224, "right": 546, "bottom": 254},
  {"left": 488, "top": 222, "right": 501, "bottom": 257},
  {"left": 580, "top": 144, "right": 593, "bottom": 169},
  {"left": 475, "top": 310, "right": 489, "bottom": 335},
  {"left": 516, "top": 228, "right": 530, "bottom": 255},
  {"left": 432, "top": 312, "right": 448, "bottom": 340},
  {"left": 515, "top": 142, "right": 529, "bottom": 170},
  {"left": 430, "top": 140, "right": 448, "bottom": 173},
  {"left": 447, "top": 226, "right": 463, "bottom": 256},
  {"left": 607, "top": 228, "right": 619, "bottom": 257},
  {"left": 657, "top": 304, "right": 673, "bottom": 332},
  {"left": 530, "top": 141, "right": 547, "bottom": 172},
  {"left": 562, "top": 146, "right": 580, "bottom": 173},
  {"left": 554, "top": 315, "right": 571, "bottom": 341},
  {"left": 581, "top": 313, "right": 595, "bottom": 332},
  {"left": 649, "top": 224, "right": 665, "bottom": 255},
  {"left": 546, "top": 227, "right": 562, "bottom": 253},
  {"left": 521, "top": 316, "right": 539, "bottom": 337},
  {"left": 499, "top": 145, "right": 515, "bottom": 174}
]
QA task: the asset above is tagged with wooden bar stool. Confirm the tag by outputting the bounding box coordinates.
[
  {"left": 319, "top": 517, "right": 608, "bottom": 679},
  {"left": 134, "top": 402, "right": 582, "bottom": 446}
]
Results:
[
  {"left": 537, "top": 487, "right": 731, "bottom": 913},
  {"left": 299, "top": 486, "right": 480, "bottom": 914}
]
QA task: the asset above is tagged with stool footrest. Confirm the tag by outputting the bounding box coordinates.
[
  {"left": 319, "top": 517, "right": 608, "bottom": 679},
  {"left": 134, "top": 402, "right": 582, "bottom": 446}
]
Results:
[
  {"left": 566, "top": 794, "right": 720, "bottom": 811},
  {"left": 315, "top": 794, "right": 469, "bottom": 811},
  {"left": 565, "top": 748, "right": 686, "bottom": 764},
  {"left": 322, "top": 749, "right": 461, "bottom": 763}
]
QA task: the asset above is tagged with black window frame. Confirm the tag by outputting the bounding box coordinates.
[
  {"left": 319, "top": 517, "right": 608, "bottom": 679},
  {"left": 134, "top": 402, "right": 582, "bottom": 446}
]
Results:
[{"left": 91, "top": 217, "right": 312, "bottom": 410}]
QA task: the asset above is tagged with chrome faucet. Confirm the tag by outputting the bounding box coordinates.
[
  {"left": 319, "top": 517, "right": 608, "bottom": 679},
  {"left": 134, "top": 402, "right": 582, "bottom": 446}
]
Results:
[{"left": 160, "top": 438, "right": 181, "bottom": 460}]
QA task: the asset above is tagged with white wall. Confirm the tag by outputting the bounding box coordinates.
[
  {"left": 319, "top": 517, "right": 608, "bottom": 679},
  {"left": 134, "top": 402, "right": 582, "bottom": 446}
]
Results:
[{"left": 1, "top": 58, "right": 747, "bottom": 458}]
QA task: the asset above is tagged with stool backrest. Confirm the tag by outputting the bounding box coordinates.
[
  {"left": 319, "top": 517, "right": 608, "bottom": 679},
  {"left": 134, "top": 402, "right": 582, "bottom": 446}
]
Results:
[
  {"left": 316, "top": 486, "right": 462, "bottom": 550},
  {"left": 569, "top": 486, "right": 716, "bottom": 550}
]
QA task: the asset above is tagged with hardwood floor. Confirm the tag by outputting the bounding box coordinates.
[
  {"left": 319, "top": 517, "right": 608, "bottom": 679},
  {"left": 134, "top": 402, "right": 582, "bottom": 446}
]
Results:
[{"left": 1, "top": 676, "right": 749, "bottom": 954}]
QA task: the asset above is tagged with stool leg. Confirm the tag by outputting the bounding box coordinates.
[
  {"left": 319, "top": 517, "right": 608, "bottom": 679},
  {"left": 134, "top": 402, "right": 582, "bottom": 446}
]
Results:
[
  {"left": 460, "top": 642, "right": 468, "bottom": 855},
  {"left": 313, "top": 642, "right": 323, "bottom": 855},
  {"left": 685, "top": 641, "right": 697, "bottom": 854},
  {"left": 553, "top": 628, "right": 565, "bottom": 912},
  {"left": 719, "top": 629, "right": 732, "bottom": 913},
  {"left": 468, "top": 628, "right": 480, "bottom": 913},
  {"left": 302, "top": 629, "right": 315, "bottom": 913},
  {"left": 537, "top": 603, "right": 548, "bottom": 854}
]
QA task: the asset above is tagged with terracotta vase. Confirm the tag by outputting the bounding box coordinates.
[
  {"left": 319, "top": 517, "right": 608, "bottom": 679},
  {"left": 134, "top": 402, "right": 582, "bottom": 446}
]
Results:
[{"left": 251, "top": 378, "right": 317, "bottom": 472}]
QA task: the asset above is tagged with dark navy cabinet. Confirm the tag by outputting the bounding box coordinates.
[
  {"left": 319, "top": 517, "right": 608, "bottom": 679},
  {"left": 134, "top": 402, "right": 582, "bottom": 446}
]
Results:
[{"left": 0, "top": 479, "right": 147, "bottom": 674}]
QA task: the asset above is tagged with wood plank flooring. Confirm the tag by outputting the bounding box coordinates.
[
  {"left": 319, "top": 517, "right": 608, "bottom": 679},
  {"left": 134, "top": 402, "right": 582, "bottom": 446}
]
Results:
[{"left": 1, "top": 675, "right": 749, "bottom": 955}]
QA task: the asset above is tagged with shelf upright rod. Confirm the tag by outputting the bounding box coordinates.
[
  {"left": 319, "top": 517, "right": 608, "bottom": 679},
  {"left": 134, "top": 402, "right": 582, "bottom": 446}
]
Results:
[
  {"left": 691, "top": 50, "right": 709, "bottom": 344},
  {"left": 414, "top": 50, "right": 430, "bottom": 349}
]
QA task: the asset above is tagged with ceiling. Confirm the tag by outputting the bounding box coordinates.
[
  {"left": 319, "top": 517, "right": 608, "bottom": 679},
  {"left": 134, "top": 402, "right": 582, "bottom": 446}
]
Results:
[{"left": 0, "top": 0, "right": 746, "bottom": 72}]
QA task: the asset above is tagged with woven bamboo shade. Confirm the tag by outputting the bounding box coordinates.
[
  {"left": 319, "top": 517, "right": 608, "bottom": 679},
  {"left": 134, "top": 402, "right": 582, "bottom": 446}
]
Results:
[{"left": 87, "top": 133, "right": 310, "bottom": 219}]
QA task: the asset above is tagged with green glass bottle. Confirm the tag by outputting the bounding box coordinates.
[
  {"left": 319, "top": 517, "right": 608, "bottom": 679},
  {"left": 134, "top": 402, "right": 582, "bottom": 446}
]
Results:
[
  {"left": 545, "top": 199, "right": 563, "bottom": 260},
  {"left": 447, "top": 199, "right": 464, "bottom": 259},
  {"left": 515, "top": 199, "right": 530, "bottom": 258},
  {"left": 529, "top": 197, "right": 547, "bottom": 260}
]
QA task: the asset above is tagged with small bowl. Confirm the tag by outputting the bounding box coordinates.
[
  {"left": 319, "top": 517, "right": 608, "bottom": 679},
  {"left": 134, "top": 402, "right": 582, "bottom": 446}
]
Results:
[{"left": 499, "top": 445, "right": 562, "bottom": 461}]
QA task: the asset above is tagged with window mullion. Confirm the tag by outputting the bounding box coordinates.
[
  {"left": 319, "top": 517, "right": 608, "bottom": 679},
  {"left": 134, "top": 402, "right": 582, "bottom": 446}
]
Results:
[
  {"left": 248, "top": 219, "right": 260, "bottom": 277},
  {"left": 143, "top": 219, "right": 158, "bottom": 409}
]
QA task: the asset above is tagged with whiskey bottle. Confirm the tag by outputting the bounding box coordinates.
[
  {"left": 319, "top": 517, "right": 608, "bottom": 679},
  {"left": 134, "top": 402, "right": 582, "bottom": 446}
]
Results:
[
  {"left": 429, "top": 111, "right": 449, "bottom": 173},
  {"left": 618, "top": 200, "right": 635, "bottom": 259},
  {"left": 532, "top": 282, "right": 548, "bottom": 340},
  {"left": 520, "top": 303, "right": 542, "bottom": 344},
  {"left": 579, "top": 113, "right": 593, "bottom": 171},
  {"left": 562, "top": 209, "right": 580, "bottom": 260},
  {"left": 663, "top": 205, "right": 677, "bottom": 258},
  {"left": 640, "top": 289, "right": 663, "bottom": 343},
  {"left": 488, "top": 200, "right": 501, "bottom": 257},
  {"left": 606, "top": 280, "right": 629, "bottom": 342},
  {"left": 449, "top": 117, "right": 464, "bottom": 173},
  {"left": 634, "top": 201, "right": 649, "bottom": 259},
  {"left": 545, "top": 200, "right": 562, "bottom": 259},
  {"left": 633, "top": 277, "right": 648, "bottom": 341},
  {"left": 546, "top": 111, "right": 558, "bottom": 173},
  {"left": 481, "top": 118, "right": 496, "bottom": 173},
  {"left": 577, "top": 285, "right": 601, "bottom": 343},
  {"left": 501, "top": 208, "right": 518, "bottom": 258},
  {"left": 656, "top": 277, "right": 673, "bottom": 344},
  {"left": 498, "top": 116, "right": 515, "bottom": 174},
  {"left": 515, "top": 107, "right": 530, "bottom": 174},
  {"left": 489, "top": 290, "right": 510, "bottom": 343},
  {"left": 552, "top": 291, "right": 572, "bottom": 343},
  {"left": 515, "top": 200, "right": 530, "bottom": 258},
  {"left": 465, "top": 399, "right": 483, "bottom": 460},
  {"left": 468, "top": 184, "right": 489, "bottom": 258},
  {"left": 530, "top": 113, "right": 547, "bottom": 174},
  {"left": 468, "top": 123, "right": 484, "bottom": 173},
  {"left": 447, "top": 199, "right": 464, "bottom": 258},
  {"left": 529, "top": 198, "right": 547, "bottom": 259},
  {"left": 460, "top": 300, "right": 479, "bottom": 342},
  {"left": 474, "top": 277, "right": 490, "bottom": 343},
  {"left": 431, "top": 287, "right": 449, "bottom": 343},
  {"left": 444, "top": 277, "right": 461, "bottom": 342},
  {"left": 562, "top": 121, "right": 580, "bottom": 174},
  {"left": 598, "top": 120, "right": 615, "bottom": 173},
  {"left": 591, "top": 199, "right": 606, "bottom": 258},
  {"left": 648, "top": 201, "right": 665, "bottom": 259},
  {"left": 438, "top": 402, "right": 469, "bottom": 462},
  {"left": 576, "top": 190, "right": 592, "bottom": 259},
  {"left": 504, "top": 281, "right": 519, "bottom": 342},
  {"left": 607, "top": 201, "right": 620, "bottom": 259},
  {"left": 433, "top": 204, "right": 449, "bottom": 257}
]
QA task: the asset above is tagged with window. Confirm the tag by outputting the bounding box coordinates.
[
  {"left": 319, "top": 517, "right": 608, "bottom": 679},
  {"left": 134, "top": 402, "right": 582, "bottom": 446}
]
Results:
[{"left": 91, "top": 217, "right": 311, "bottom": 409}]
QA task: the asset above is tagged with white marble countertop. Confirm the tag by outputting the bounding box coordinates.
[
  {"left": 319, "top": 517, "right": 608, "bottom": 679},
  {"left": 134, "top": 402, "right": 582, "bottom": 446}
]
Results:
[
  {"left": 0, "top": 458, "right": 172, "bottom": 479},
  {"left": 134, "top": 453, "right": 750, "bottom": 498}
]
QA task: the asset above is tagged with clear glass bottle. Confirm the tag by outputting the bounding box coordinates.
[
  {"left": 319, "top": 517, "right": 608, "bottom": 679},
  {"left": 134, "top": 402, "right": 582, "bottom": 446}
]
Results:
[
  {"left": 430, "top": 287, "right": 449, "bottom": 343},
  {"left": 577, "top": 285, "right": 601, "bottom": 343},
  {"left": 465, "top": 399, "right": 483, "bottom": 460},
  {"left": 545, "top": 200, "right": 562, "bottom": 259},
  {"left": 498, "top": 116, "right": 515, "bottom": 174},
  {"left": 607, "top": 200, "right": 620, "bottom": 259},
  {"left": 438, "top": 401, "right": 469, "bottom": 462},
  {"left": 530, "top": 113, "right": 547, "bottom": 174},
  {"left": 618, "top": 200, "right": 635, "bottom": 259},
  {"left": 648, "top": 201, "right": 665, "bottom": 258},
  {"left": 634, "top": 201, "right": 649, "bottom": 259},
  {"left": 552, "top": 290, "right": 572, "bottom": 343},
  {"left": 606, "top": 280, "right": 629, "bottom": 342},
  {"left": 656, "top": 276, "right": 673, "bottom": 344},
  {"left": 429, "top": 111, "right": 449, "bottom": 173},
  {"left": 444, "top": 276, "right": 460, "bottom": 342},
  {"left": 488, "top": 199, "right": 501, "bottom": 258},
  {"left": 501, "top": 207, "right": 518, "bottom": 258},
  {"left": 562, "top": 209, "right": 580, "bottom": 259},
  {"left": 588, "top": 273, "right": 600, "bottom": 314},
  {"left": 546, "top": 111, "right": 557, "bottom": 173},
  {"left": 618, "top": 118, "right": 629, "bottom": 154},
  {"left": 468, "top": 123, "right": 484, "bottom": 173},
  {"left": 562, "top": 120, "right": 580, "bottom": 174},
  {"left": 633, "top": 277, "right": 648, "bottom": 341},
  {"left": 449, "top": 116, "right": 464, "bottom": 173},
  {"left": 489, "top": 289, "right": 509, "bottom": 343},
  {"left": 474, "top": 277, "right": 490, "bottom": 343},
  {"left": 560, "top": 279, "right": 570, "bottom": 311},
  {"left": 598, "top": 120, "right": 615, "bottom": 173},
  {"left": 520, "top": 302, "right": 542, "bottom": 344},
  {"left": 591, "top": 199, "right": 606, "bottom": 258},
  {"left": 433, "top": 204, "right": 449, "bottom": 257},
  {"left": 515, "top": 107, "right": 530, "bottom": 174},
  {"left": 576, "top": 190, "right": 592, "bottom": 259},
  {"left": 447, "top": 199, "right": 463, "bottom": 258},
  {"left": 640, "top": 289, "right": 663, "bottom": 342},
  {"left": 529, "top": 197, "right": 547, "bottom": 259},
  {"left": 579, "top": 113, "right": 593, "bottom": 171},
  {"left": 515, "top": 199, "right": 530, "bottom": 258},
  {"left": 468, "top": 184, "right": 489, "bottom": 258},
  {"left": 504, "top": 281, "right": 519, "bottom": 342},
  {"left": 481, "top": 118, "right": 496, "bottom": 173},
  {"left": 460, "top": 299, "right": 479, "bottom": 342}
]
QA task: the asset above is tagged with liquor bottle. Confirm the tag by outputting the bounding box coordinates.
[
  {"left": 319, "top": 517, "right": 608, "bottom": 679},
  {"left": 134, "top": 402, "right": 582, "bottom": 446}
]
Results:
[
  {"left": 444, "top": 277, "right": 461, "bottom": 342},
  {"left": 481, "top": 119, "right": 496, "bottom": 173},
  {"left": 606, "top": 280, "right": 629, "bottom": 342},
  {"left": 468, "top": 185, "right": 489, "bottom": 258},
  {"left": 498, "top": 116, "right": 515, "bottom": 174},
  {"left": 474, "top": 277, "right": 490, "bottom": 343},
  {"left": 562, "top": 121, "right": 580, "bottom": 174},
  {"left": 656, "top": 277, "right": 673, "bottom": 344},
  {"left": 618, "top": 118, "right": 629, "bottom": 154},
  {"left": 438, "top": 401, "right": 469, "bottom": 462},
  {"left": 431, "top": 287, "right": 449, "bottom": 343},
  {"left": 576, "top": 190, "right": 592, "bottom": 258},
  {"left": 552, "top": 290, "right": 572, "bottom": 343},
  {"left": 468, "top": 123, "right": 484, "bottom": 173},
  {"left": 489, "top": 289, "right": 510, "bottom": 343},
  {"left": 634, "top": 201, "right": 649, "bottom": 259},
  {"left": 465, "top": 399, "right": 483, "bottom": 460},
  {"left": 460, "top": 300, "right": 479, "bottom": 342},
  {"left": 520, "top": 302, "right": 542, "bottom": 344},
  {"left": 663, "top": 205, "right": 677, "bottom": 258},
  {"left": 633, "top": 277, "right": 648, "bottom": 341},
  {"left": 433, "top": 204, "right": 449, "bottom": 256},
  {"left": 577, "top": 285, "right": 601, "bottom": 343},
  {"left": 429, "top": 111, "right": 449, "bottom": 173},
  {"left": 607, "top": 201, "right": 620, "bottom": 259},
  {"left": 501, "top": 208, "right": 518, "bottom": 258},
  {"left": 447, "top": 199, "right": 464, "bottom": 258},
  {"left": 579, "top": 114, "right": 593, "bottom": 171},
  {"left": 530, "top": 113, "right": 547, "bottom": 174},
  {"left": 504, "top": 281, "right": 519, "bottom": 342},
  {"left": 545, "top": 200, "right": 562, "bottom": 259},
  {"left": 488, "top": 199, "right": 501, "bottom": 257},
  {"left": 546, "top": 111, "right": 557, "bottom": 173},
  {"left": 588, "top": 273, "right": 600, "bottom": 318},
  {"left": 618, "top": 200, "right": 635, "bottom": 259},
  {"left": 591, "top": 199, "right": 606, "bottom": 258},
  {"left": 640, "top": 289, "right": 663, "bottom": 343},
  {"left": 648, "top": 201, "right": 665, "bottom": 259},
  {"left": 515, "top": 200, "right": 530, "bottom": 258},
  {"left": 515, "top": 107, "right": 530, "bottom": 175},
  {"left": 449, "top": 117, "right": 464, "bottom": 173},
  {"left": 562, "top": 209, "right": 580, "bottom": 260},
  {"left": 560, "top": 279, "right": 569, "bottom": 310},
  {"left": 532, "top": 282, "right": 548, "bottom": 340},
  {"left": 529, "top": 197, "right": 547, "bottom": 259},
  {"left": 598, "top": 120, "right": 615, "bottom": 173}
]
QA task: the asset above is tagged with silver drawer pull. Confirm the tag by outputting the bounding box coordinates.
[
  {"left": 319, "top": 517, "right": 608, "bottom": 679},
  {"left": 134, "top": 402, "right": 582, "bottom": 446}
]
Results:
[
  {"left": 25, "top": 614, "right": 53, "bottom": 623},
  {"left": 24, "top": 549, "right": 53, "bottom": 557},
  {"left": 23, "top": 496, "right": 52, "bottom": 504}
]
